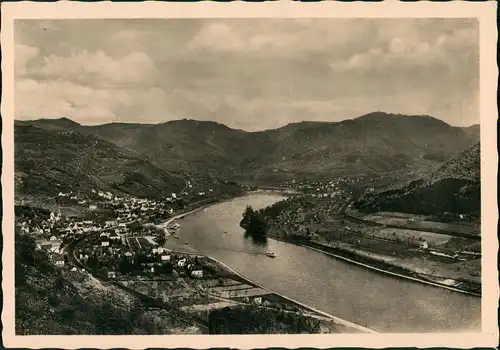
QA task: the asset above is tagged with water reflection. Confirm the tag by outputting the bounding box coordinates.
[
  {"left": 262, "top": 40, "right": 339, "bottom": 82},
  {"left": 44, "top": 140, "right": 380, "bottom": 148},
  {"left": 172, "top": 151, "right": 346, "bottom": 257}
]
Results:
[{"left": 243, "top": 231, "right": 269, "bottom": 247}]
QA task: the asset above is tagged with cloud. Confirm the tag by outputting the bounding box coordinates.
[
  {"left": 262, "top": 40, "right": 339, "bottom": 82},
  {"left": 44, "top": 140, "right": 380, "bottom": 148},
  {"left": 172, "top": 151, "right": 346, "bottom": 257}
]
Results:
[
  {"left": 330, "top": 34, "right": 453, "bottom": 76},
  {"left": 111, "top": 29, "right": 144, "bottom": 42},
  {"left": 29, "top": 49, "right": 159, "bottom": 87},
  {"left": 14, "top": 19, "right": 480, "bottom": 129},
  {"left": 15, "top": 44, "right": 40, "bottom": 76},
  {"left": 15, "top": 78, "right": 174, "bottom": 124},
  {"left": 16, "top": 79, "right": 125, "bottom": 121},
  {"left": 187, "top": 22, "right": 245, "bottom": 52}
]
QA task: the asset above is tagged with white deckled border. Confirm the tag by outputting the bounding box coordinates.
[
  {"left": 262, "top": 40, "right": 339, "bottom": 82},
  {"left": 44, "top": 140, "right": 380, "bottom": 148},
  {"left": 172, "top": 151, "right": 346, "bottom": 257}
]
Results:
[{"left": 2, "top": 1, "right": 498, "bottom": 349}]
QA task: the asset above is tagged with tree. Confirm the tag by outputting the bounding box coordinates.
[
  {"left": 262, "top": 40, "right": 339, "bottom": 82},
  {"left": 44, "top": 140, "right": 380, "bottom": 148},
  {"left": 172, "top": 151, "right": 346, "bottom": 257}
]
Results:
[
  {"left": 240, "top": 205, "right": 255, "bottom": 230},
  {"left": 160, "top": 262, "right": 174, "bottom": 275},
  {"left": 240, "top": 206, "right": 268, "bottom": 237},
  {"left": 118, "top": 257, "right": 133, "bottom": 274}
]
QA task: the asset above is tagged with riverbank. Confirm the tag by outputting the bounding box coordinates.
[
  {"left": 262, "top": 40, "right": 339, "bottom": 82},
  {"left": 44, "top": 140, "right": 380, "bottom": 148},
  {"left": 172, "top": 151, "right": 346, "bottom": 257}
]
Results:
[
  {"left": 157, "top": 195, "right": 242, "bottom": 234},
  {"left": 70, "top": 221, "right": 372, "bottom": 334},
  {"left": 203, "top": 254, "right": 376, "bottom": 333},
  {"left": 268, "top": 235, "right": 481, "bottom": 297}
]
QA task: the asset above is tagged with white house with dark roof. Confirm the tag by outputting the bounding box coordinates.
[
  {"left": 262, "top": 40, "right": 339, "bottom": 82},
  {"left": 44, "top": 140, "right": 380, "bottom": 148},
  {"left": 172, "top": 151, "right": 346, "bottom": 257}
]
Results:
[
  {"left": 191, "top": 270, "right": 203, "bottom": 278},
  {"left": 161, "top": 253, "right": 171, "bottom": 262},
  {"left": 53, "top": 254, "right": 65, "bottom": 267}
]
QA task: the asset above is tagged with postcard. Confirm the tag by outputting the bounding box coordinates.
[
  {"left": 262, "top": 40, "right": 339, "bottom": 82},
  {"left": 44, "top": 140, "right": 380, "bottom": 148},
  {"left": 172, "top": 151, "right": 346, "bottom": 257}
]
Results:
[{"left": 2, "top": 1, "right": 498, "bottom": 348}]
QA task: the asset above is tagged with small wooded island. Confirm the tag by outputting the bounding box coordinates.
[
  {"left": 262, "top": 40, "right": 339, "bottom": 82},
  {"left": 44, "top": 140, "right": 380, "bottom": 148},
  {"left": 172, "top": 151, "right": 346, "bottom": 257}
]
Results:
[{"left": 240, "top": 206, "right": 269, "bottom": 238}]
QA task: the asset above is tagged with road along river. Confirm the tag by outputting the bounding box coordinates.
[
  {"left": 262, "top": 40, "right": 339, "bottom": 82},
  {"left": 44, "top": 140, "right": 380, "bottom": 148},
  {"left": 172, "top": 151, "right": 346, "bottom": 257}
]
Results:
[{"left": 166, "top": 191, "right": 481, "bottom": 333}]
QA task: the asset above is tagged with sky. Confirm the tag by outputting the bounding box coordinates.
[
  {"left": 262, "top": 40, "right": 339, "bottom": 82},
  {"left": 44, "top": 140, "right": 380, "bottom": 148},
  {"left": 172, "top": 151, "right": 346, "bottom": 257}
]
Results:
[{"left": 15, "top": 18, "right": 479, "bottom": 131}]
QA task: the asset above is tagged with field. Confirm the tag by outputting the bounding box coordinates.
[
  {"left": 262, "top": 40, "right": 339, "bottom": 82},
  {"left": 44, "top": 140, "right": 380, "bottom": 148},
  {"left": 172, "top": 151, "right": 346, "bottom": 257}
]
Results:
[
  {"left": 125, "top": 236, "right": 155, "bottom": 250},
  {"left": 313, "top": 227, "right": 411, "bottom": 257},
  {"left": 378, "top": 228, "right": 453, "bottom": 245},
  {"left": 360, "top": 212, "right": 480, "bottom": 235},
  {"left": 117, "top": 270, "right": 359, "bottom": 333}
]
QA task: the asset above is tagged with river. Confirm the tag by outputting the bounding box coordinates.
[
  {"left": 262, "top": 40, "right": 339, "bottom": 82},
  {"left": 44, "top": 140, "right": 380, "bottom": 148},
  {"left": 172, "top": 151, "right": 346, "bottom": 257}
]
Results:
[{"left": 171, "top": 191, "right": 481, "bottom": 333}]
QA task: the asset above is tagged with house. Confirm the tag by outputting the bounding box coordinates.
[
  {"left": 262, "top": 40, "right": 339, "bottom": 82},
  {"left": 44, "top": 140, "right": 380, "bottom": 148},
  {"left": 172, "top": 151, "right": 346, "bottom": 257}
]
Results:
[
  {"left": 109, "top": 233, "right": 121, "bottom": 240},
  {"left": 252, "top": 297, "right": 262, "bottom": 305},
  {"left": 53, "top": 254, "right": 65, "bottom": 267},
  {"left": 177, "top": 258, "right": 187, "bottom": 267},
  {"left": 191, "top": 270, "right": 203, "bottom": 278},
  {"left": 89, "top": 204, "right": 98, "bottom": 211},
  {"left": 161, "top": 254, "right": 171, "bottom": 262},
  {"left": 102, "top": 241, "right": 110, "bottom": 247},
  {"left": 40, "top": 243, "right": 52, "bottom": 251},
  {"left": 420, "top": 241, "right": 429, "bottom": 250},
  {"left": 108, "top": 271, "right": 117, "bottom": 279}
]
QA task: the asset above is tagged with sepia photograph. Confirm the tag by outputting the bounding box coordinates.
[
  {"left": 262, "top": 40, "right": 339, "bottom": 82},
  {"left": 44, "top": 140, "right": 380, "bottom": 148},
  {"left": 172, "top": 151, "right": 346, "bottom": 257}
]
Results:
[{"left": 2, "top": 1, "right": 498, "bottom": 349}]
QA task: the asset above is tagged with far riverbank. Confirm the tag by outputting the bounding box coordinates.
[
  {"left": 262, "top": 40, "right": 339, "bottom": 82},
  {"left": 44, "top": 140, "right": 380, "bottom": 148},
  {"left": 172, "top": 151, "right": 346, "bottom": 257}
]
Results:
[{"left": 267, "top": 235, "right": 481, "bottom": 297}]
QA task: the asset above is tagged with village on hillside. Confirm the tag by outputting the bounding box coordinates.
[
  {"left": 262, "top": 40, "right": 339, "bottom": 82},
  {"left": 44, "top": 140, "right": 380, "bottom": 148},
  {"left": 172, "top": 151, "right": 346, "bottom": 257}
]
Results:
[
  {"left": 15, "top": 180, "right": 365, "bottom": 335},
  {"left": 257, "top": 176, "right": 481, "bottom": 295}
]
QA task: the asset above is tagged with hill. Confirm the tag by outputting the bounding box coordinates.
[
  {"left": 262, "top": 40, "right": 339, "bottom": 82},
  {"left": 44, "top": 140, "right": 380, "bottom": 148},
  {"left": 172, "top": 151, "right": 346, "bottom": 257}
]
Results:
[
  {"left": 352, "top": 142, "right": 481, "bottom": 217},
  {"left": 242, "top": 113, "right": 475, "bottom": 179},
  {"left": 18, "top": 112, "right": 478, "bottom": 183},
  {"left": 15, "top": 117, "right": 82, "bottom": 131},
  {"left": 461, "top": 124, "right": 480, "bottom": 142},
  {"left": 15, "top": 124, "right": 186, "bottom": 199},
  {"left": 431, "top": 143, "right": 480, "bottom": 182},
  {"left": 81, "top": 119, "right": 247, "bottom": 178}
]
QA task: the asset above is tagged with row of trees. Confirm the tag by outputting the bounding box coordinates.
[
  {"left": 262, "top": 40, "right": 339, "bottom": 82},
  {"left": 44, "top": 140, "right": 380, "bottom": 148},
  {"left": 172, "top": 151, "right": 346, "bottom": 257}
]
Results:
[{"left": 209, "top": 305, "right": 321, "bottom": 334}]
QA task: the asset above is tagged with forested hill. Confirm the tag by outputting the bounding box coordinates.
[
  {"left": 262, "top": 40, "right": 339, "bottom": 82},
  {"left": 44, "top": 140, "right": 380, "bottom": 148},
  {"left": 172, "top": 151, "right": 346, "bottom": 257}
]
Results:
[{"left": 18, "top": 112, "right": 478, "bottom": 183}]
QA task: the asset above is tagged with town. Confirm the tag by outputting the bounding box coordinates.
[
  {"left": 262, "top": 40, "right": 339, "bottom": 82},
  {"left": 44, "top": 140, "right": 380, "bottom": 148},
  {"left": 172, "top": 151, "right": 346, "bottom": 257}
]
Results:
[{"left": 15, "top": 180, "right": 370, "bottom": 335}]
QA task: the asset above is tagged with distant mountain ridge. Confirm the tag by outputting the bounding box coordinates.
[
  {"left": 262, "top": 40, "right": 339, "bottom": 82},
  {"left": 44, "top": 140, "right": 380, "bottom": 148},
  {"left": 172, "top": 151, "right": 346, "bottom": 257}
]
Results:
[{"left": 17, "top": 112, "right": 479, "bottom": 184}]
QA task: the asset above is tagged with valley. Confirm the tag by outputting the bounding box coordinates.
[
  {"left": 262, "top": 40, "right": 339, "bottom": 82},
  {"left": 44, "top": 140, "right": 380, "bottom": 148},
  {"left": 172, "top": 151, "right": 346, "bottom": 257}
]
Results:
[{"left": 14, "top": 112, "right": 482, "bottom": 335}]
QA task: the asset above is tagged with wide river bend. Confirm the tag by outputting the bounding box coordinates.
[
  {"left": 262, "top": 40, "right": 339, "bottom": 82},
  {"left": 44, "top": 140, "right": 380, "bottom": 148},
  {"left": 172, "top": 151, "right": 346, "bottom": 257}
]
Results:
[{"left": 173, "top": 192, "right": 481, "bottom": 333}]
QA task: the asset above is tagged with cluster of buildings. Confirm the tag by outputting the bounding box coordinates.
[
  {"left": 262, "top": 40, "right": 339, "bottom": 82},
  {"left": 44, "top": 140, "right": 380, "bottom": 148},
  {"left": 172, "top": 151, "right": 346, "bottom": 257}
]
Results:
[
  {"left": 18, "top": 188, "right": 185, "bottom": 268},
  {"left": 18, "top": 178, "right": 238, "bottom": 275},
  {"left": 78, "top": 233, "right": 207, "bottom": 280}
]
